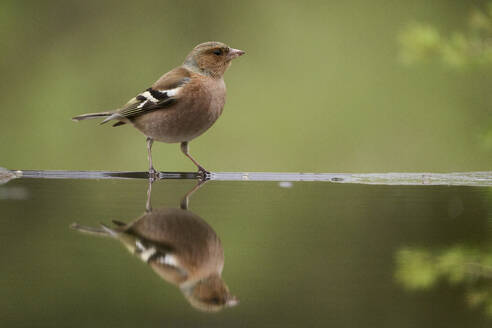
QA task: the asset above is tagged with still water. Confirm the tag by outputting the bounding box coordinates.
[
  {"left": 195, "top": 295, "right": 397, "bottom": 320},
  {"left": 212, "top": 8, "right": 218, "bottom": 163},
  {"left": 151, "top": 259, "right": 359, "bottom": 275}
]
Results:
[{"left": 1, "top": 177, "right": 491, "bottom": 327}]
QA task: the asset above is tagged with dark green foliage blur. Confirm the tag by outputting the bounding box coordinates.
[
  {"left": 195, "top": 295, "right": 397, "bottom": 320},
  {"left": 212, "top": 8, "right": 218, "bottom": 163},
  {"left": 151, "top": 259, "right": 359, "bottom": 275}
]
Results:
[
  {"left": 399, "top": 3, "right": 492, "bottom": 69},
  {"left": 1, "top": 0, "right": 491, "bottom": 172},
  {"left": 396, "top": 245, "right": 492, "bottom": 316}
]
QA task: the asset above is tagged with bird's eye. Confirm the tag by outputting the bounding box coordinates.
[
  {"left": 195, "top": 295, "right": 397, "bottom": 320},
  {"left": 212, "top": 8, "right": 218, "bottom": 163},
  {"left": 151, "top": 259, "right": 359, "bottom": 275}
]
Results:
[{"left": 213, "top": 49, "right": 223, "bottom": 56}]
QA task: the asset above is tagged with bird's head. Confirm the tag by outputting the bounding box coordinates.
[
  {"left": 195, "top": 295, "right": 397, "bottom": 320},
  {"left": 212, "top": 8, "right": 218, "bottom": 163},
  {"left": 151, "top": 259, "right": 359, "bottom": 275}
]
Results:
[
  {"left": 181, "top": 273, "right": 239, "bottom": 312},
  {"left": 184, "top": 41, "right": 245, "bottom": 78}
]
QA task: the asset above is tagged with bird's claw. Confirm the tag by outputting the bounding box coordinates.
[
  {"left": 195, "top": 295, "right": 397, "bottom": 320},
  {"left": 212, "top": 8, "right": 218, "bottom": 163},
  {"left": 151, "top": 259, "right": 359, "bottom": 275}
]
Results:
[
  {"left": 148, "top": 167, "right": 159, "bottom": 181},
  {"left": 197, "top": 167, "right": 211, "bottom": 181}
]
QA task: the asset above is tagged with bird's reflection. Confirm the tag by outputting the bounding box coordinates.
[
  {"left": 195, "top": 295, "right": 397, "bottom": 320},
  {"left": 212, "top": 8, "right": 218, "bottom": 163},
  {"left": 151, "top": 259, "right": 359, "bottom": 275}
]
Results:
[{"left": 71, "top": 181, "right": 238, "bottom": 312}]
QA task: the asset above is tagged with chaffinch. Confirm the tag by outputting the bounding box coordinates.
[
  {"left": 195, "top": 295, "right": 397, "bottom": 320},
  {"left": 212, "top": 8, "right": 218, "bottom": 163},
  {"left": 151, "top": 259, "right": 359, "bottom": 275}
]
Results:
[
  {"left": 72, "top": 42, "right": 245, "bottom": 179},
  {"left": 71, "top": 181, "right": 238, "bottom": 312}
]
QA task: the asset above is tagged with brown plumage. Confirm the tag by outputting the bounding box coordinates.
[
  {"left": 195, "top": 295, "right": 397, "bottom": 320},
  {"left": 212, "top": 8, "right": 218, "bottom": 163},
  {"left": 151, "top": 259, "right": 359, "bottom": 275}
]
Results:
[{"left": 72, "top": 42, "right": 245, "bottom": 178}]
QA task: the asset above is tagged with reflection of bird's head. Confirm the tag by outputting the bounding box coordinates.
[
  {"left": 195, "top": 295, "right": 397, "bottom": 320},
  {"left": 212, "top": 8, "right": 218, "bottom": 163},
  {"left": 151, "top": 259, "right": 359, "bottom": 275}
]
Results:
[
  {"left": 182, "top": 273, "right": 239, "bottom": 312},
  {"left": 184, "top": 41, "right": 245, "bottom": 78}
]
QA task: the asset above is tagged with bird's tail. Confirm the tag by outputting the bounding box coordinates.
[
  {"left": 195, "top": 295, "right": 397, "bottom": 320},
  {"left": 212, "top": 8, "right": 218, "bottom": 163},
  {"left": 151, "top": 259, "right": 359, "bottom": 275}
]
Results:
[{"left": 72, "top": 112, "right": 112, "bottom": 122}]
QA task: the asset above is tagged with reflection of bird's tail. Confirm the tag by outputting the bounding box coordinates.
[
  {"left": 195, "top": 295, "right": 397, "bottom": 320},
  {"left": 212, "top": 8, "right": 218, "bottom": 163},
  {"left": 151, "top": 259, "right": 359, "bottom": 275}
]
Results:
[
  {"left": 72, "top": 112, "right": 111, "bottom": 121},
  {"left": 70, "top": 222, "right": 114, "bottom": 237},
  {"left": 99, "top": 223, "right": 119, "bottom": 237}
]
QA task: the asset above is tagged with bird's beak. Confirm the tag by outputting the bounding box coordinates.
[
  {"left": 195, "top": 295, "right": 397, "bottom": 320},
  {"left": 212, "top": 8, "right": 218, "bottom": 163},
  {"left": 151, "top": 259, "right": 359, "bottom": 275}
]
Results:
[{"left": 227, "top": 48, "right": 245, "bottom": 60}]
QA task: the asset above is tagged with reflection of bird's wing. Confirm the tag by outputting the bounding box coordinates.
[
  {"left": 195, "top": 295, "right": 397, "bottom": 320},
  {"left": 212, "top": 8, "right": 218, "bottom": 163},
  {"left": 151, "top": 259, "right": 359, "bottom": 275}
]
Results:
[
  {"left": 134, "top": 238, "right": 188, "bottom": 278},
  {"left": 134, "top": 238, "right": 173, "bottom": 261},
  {"left": 101, "top": 67, "right": 192, "bottom": 127}
]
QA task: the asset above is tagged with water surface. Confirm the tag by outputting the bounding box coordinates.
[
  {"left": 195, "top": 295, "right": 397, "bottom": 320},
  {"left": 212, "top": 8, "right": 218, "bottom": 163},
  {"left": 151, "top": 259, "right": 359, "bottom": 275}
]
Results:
[{"left": 1, "top": 178, "right": 491, "bottom": 327}]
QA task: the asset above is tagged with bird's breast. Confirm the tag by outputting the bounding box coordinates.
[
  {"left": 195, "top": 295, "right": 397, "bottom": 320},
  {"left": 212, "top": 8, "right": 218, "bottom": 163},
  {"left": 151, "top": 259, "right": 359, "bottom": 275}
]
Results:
[
  {"left": 126, "top": 208, "right": 225, "bottom": 284},
  {"left": 133, "top": 77, "right": 226, "bottom": 143}
]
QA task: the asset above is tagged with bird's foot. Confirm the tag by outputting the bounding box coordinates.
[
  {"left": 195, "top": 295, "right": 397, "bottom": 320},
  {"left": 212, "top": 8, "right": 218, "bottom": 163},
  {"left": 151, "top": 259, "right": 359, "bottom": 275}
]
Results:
[
  {"left": 197, "top": 166, "right": 211, "bottom": 181},
  {"left": 148, "top": 167, "right": 159, "bottom": 181}
]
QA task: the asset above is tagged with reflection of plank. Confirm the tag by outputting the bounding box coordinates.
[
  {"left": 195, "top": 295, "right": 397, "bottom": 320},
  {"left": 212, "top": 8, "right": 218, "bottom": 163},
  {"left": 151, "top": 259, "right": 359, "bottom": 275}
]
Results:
[{"left": 2, "top": 167, "right": 491, "bottom": 186}]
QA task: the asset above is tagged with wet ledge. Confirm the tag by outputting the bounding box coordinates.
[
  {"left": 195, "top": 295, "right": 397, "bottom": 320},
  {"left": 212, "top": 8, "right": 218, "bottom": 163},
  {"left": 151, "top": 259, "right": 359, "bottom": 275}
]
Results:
[{"left": 1, "top": 168, "right": 491, "bottom": 187}]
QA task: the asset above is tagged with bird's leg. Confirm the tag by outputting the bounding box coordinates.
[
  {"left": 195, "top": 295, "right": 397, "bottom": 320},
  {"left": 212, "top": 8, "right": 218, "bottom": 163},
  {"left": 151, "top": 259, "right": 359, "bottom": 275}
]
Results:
[
  {"left": 145, "top": 178, "right": 153, "bottom": 213},
  {"left": 180, "top": 179, "right": 207, "bottom": 210},
  {"left": 146, "top": 137, "right": 158, "bottom": 181},
  {"left": 180, "top": 141, "right": 210, "bottom": 180}
]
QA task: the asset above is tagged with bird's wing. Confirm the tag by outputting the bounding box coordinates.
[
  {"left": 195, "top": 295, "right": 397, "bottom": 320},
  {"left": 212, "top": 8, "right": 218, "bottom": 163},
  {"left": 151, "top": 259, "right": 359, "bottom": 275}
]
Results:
[{"left": 102, "top": 67, "right": 192, "bottom": 126}]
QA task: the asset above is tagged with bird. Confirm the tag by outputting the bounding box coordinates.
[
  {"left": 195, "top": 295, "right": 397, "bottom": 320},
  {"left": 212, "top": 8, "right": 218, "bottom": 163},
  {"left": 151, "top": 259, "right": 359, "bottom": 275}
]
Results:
[
  {"left": 72, "top": 41, "right": 245, "bottom": 179},
  {"left": 71, "top": 181, "right": 238, "bottom": 312}
]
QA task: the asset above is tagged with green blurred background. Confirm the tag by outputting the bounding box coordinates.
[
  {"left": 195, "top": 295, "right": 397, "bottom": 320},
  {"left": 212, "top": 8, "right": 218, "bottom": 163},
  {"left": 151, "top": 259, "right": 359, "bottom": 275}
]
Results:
[{"left": 1, "top": 0, "right": 491, "bottom": 172}]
